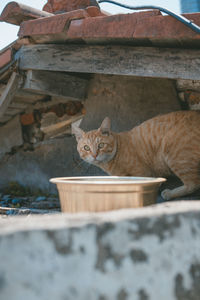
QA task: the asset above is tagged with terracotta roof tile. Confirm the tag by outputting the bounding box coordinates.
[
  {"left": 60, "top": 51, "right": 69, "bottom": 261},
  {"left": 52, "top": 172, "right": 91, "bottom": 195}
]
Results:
[
  {"left": 18, "top": 8, "right": 99, "bottom": 38},
  {"left": 0, "top": 48, "right": 12, "bottom": 69},
  {"left": 0, "top": 1, "right": 53, "bottom": 26},
  {"left": 67, "top": 10, "right": 161, "bottom": 39},
  {"left": 17, "top": 8, "right": 200, "bottom": 47},
  {"left": 67, "top": 12, "right": 200, "bottom": 43},
  {"left": 1, "top": 2, "right": 200, "bottom": 74},
  {"left": 43, "top": 0, "right": 99, "bottom": 13}
]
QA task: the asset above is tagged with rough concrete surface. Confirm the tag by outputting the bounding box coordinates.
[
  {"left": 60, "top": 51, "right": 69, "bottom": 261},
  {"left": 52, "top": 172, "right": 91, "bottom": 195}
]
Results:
[
  {"left": 0, "top": 115, "right": 23, "bottom": 159},
  {"left": 0, "top": 136, "right": 104, "bottom": 192},
  {"left": 0, "top": 201, "right": 200, "bottom": 300},
  {"left": 81, "top": 75, "right": 181, "bottom": 131}
]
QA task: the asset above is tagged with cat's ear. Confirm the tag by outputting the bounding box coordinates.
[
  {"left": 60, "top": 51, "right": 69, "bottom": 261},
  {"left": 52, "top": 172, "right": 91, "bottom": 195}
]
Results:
[
  {"left": 99, "top": 117, "right": 111, "bottom": 136},
  {"left": 72, "top": 125, "right": 85, "bottom": 142}
]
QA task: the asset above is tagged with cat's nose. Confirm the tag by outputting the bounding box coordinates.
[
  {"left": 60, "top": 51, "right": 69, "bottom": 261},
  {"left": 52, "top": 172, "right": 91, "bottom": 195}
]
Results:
[{"left": 92, "top": 153, "right": 98, "bottom": 159}]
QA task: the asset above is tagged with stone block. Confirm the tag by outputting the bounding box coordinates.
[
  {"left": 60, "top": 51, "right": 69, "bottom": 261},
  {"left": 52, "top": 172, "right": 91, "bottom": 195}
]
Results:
[
  {"left": 0, "top": 115, "right": 23, "bottom": 159},
  {"left": 0, "top": 201, "right": 200, "bottom": 300}
]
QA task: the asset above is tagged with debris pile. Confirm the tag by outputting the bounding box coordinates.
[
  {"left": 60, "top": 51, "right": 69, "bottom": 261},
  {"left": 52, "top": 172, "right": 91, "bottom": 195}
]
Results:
[
  {"left": 21, "top": 101, "right": 84, "bottom": 144},
  {"left": 0, "top": 181, "right": 60, "bottom": 216}
]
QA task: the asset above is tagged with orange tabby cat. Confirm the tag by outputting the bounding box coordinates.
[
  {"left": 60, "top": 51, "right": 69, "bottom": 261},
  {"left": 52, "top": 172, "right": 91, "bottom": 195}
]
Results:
[{"left": 74, "top": 111, "right": 200, "bottom": 200}]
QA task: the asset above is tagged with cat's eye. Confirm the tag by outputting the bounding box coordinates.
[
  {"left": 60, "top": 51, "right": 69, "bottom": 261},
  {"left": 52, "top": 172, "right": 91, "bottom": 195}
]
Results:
[
  {"left": 84, "top": 145, "right": 90, "bottom": 151},
  {"left": 98, "top": 142, "right": 105, "bottom": 149}
]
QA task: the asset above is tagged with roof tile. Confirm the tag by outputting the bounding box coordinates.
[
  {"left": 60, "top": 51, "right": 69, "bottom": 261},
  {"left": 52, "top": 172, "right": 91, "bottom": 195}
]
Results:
[
  {"left": 43, "top": 0, "right": 99, "bottom": 13},
  {"left": 17, "top": 7, "right": 200, "bottom": 46},
  {"left": 0, "top": 49, "right": 12, "bottom": 69},
  {"left": 18, "top": 8, "right": 96, "bottom": 37},
  {"left": 66, "top": 12, "right": 200, "bottom": 45},
  {"left": 0, "top": 1, "right": 53, "bottom": 26}
]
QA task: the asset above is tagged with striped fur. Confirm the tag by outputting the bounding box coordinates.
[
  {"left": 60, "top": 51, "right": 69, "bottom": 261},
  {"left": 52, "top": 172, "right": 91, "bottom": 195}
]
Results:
[{"left": 74, "top": 111, "right": 200, "bottom": 200}]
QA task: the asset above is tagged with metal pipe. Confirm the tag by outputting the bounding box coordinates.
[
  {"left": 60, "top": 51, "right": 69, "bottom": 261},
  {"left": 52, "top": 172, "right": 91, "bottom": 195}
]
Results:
[{"left": 98, "top": 0, "right": 200, "bottom": 34}]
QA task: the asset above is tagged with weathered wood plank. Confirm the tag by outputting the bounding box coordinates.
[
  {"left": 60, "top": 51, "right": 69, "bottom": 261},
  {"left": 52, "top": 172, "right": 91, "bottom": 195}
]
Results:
[
  {"left": 6, "top": 107, "right": 23, "bottom": 116},
  {"left": 0, "top": 72, "right": 21, "bottom": 118},
  {"left": 17, "top": 44, "right": 200, "bottom": 80},
  {"left": 0, "top": 84, "right": 6, "bottom": 95},
  {"left": 23, "top": 70, "right": 88, "bottom": 100},
  {"left": 15, "top": 91, "right": 47, "bottom": 103},
  {"left": 41, "top": 114, "right": 83, "bottom": 139},
  {"left": 176, "top": 79, "right": 200, "bottom": 91},
  {"left": 8, "top": 102, "right": 27, "bottom": 110}
]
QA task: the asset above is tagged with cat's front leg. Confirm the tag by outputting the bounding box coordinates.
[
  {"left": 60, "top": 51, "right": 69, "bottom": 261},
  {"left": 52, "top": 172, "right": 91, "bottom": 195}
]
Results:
[{"left": 161, "top": 184, "right": 199, "bottom": 200}]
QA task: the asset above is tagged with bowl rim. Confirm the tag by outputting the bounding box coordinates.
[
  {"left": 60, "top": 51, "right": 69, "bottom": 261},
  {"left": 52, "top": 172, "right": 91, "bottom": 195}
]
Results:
[{"left": 50, "top": 176, "right": 166, "bottom": 185}]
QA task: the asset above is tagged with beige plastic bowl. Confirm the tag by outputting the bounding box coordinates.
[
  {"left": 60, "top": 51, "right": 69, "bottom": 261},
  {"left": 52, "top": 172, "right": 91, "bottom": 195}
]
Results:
[{"left": 50, "top": 176, "right": 166, "bottom": 213}]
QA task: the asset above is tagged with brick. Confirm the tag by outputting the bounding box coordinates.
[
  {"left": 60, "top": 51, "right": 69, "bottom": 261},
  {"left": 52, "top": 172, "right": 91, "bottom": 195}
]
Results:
[
  {"left": 43, "top": 0, "right": 99, "bottom": 13},
  {"left": 20, "top": 113, "right": 35, "bottom": 126},
  {"left": 184, "top": 90, "right": 200, "bottom": 105},
  {"left": 65, "top": 101, "right": 83, "bottom": 115}
]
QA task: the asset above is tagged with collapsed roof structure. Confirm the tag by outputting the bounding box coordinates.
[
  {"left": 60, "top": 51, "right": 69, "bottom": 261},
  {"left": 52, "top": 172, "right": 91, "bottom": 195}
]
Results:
[{"left": 0, "top": 0, "right": 200, "bottom": 190}]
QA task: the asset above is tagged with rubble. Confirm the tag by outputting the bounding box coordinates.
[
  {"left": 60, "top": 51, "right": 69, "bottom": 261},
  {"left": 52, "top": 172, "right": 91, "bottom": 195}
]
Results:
[
  {"left": 0, "top": 181, "right": 60, "bottom": 216},
  {"left": 21, "top": 101, "right": 84, "bottom": 144}
]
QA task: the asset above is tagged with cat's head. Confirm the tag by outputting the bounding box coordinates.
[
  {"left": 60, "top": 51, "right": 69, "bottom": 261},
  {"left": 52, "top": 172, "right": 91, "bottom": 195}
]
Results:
[{"left": 73, "top": 117, "right": 117, "bottom": 165}]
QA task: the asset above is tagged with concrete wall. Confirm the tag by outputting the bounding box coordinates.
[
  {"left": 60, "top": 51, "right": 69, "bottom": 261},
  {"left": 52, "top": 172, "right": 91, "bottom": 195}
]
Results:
[
  {"left": 0, "top": 75, "right": 181, "bottom": 191},
  {"left": 0, "top": 136, "right": 103, "bottom": 192},
  {"left": 0, "top": 201, "right": 200, "bottom": 300},
  {"left": 81, "top": 75, "right": 181, "bottom": 131}
]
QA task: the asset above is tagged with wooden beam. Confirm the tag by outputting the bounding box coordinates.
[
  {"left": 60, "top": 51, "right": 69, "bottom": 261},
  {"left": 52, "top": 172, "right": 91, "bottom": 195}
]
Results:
[
  {"left": 176, "top": 79, "right": 200, "bottom": 91},
  {"left": 0, "top": 72, "right": 21, "bottom": 118},
  {"left": 22, "top": 70, "right": 88, "bottom": 100},
  {"left": 41, "top": 114, "right": 84, "bottom": 139},
  {"left": 17, "top": 44, "right": 200, "bottom": 80},
  {"left": 0, "top": 84, "right": 6, "bottom": 95},
  {"left": 15, "top": 90, "right": 47, "bottom": 103},
  {"left": 6, "top": 107, "right": 23, "bottom": 116}
]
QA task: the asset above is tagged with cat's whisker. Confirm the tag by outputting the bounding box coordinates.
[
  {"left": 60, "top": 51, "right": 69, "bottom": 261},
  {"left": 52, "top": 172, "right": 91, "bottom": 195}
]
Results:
[{"left": 73, "top": 158, "right": 90, "bottom": 171}]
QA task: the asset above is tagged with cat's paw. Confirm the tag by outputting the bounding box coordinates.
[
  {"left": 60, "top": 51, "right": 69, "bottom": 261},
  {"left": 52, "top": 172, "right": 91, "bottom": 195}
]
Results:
[{"left": 161, "top": 189, "right": 172, "bottom": 200}]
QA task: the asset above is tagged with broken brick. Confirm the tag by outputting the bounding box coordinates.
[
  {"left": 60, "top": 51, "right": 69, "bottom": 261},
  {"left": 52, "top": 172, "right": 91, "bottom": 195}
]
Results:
[
  {"left": 65, "top": 101, "right": 83, "bottom": 115},
  {"left": 20, "top": 113, "right": 35, "bottom": 126},
  {"left": 184, "top": 91, "right": 200, "bottom": 105}
]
